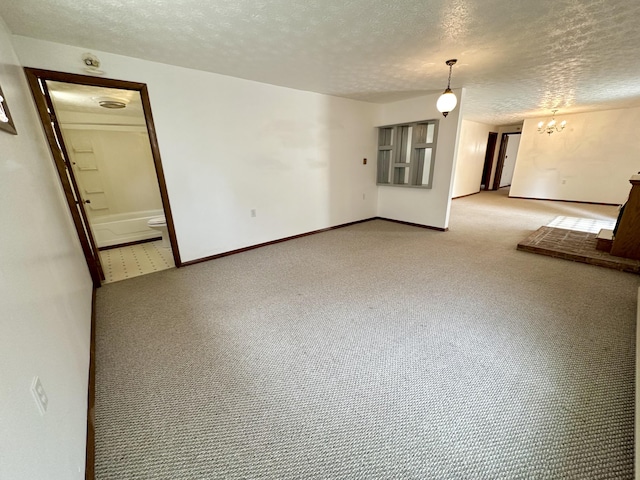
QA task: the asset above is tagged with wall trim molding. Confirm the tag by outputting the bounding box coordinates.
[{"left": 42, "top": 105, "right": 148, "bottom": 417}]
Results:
[
  {"left": 85, "top": 288, "right": 97, "bottom": 480},
  {"left": 508, "top": 195, "right": 620, "bottom": 207},
  {"left": 180, "top": 218, "right": 376, "bottom": 267},
  {"left": 375, "top": 217, "right": 448, "bottom": 231},
  {"left": 452, "top": 191, "right": 481, "bottom": 200},
  {"left": 98, "top": 237, "right": 161, "bottom": 251},
  {"left": 181, "top": 217, "right": 446, "bottom": 267}
]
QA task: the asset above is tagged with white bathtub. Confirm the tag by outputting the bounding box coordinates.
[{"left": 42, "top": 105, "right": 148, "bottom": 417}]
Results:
[{"left": 91, "top": 209, "right": 164, "bottom": 248}]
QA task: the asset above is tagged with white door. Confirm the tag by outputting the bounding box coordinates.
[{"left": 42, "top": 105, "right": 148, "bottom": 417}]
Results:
[{"left": 499, "top": 133, "right": 521, "bottom": 188}]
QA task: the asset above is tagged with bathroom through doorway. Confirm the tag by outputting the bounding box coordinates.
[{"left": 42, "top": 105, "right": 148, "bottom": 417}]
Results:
[{"left": 25, "top": 68, "right": 180, "bottom": 286}]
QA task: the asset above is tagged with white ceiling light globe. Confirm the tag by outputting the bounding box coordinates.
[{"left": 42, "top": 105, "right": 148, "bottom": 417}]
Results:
[{"left": 436, "top": 89, "right": 457, "bottom": 117}]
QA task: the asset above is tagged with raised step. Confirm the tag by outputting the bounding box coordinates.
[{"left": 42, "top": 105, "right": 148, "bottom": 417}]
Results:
[{"left": 595, "top": 228, "right": 613, "bottom": 252}]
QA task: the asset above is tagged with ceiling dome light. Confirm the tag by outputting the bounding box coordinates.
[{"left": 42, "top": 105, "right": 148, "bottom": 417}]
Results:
[
  {"left": 436, "top": 59, "right": 458, "bottom": 117},
  {"left": 98, "top": 99, "right": 127, "bottom": 109}
]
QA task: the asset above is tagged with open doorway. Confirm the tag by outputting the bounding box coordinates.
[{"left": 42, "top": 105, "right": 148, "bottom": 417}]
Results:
[
  {"left": 25, "top": 68, "right": 180, "bottom": 286},
  {"left": 480, "top": 132, "right": 498, "bottom": 190},
  {"left": 492, "top": 132, "right": 522, "bottom": 191}
]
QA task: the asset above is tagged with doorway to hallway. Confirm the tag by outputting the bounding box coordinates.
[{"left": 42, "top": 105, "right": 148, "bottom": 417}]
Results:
[{"left": 492, "top": 132, "right": 522, "bottom": 191}]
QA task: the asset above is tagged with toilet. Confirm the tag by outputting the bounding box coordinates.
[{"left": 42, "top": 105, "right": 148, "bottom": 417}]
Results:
[{"left": 147, "top": 215, "right": 170, "bottom": 248}]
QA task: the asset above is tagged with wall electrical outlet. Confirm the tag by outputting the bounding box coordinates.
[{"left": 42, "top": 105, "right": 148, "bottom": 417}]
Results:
[
  {"left": 31, "top": 376, "right": 48, "bottom": 415},
  {"left": 363, "top": 158, "right": 367, "bottom": 165},
  {"left": 251, "top": 209, "right": 256, "bottom": 217}
]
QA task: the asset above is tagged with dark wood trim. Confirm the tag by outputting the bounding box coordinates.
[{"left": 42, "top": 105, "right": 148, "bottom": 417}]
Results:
[
  {"left": 452, "top": 191, "right": 481, "bottom": 200},
  {"left": 98, "top": 237, "right": 161, "bottom": 251},
  {"left": 138, "top": 84, "right": 182, "bottom": 268},
  {"left": 492, "top": 133, "right": 509, "bottom": 190},
  {"left": 24, "top": 69, "right": 102, "bottom": 288},
  {"left": 42, "top": 80, "right": 106, "bottom": 282},
  {"left": 481, "top": 132, "right": 498, "bottom": 191},
  {"left": 375, "top": 217, "right": 448, "bottom": 231},
  {"left": 23, "top": 68, "right": 148, "bottom": 91},
  {"left": 85, "top": 288, "right": 97, "bottom": 480},
  {"left": 508, "top": 195, "right": 620, "bottom": 206},
  {"left": 23, "top": 68, "right": 182, "bottom": 275},
  {"left": 181, "top": 218, "right": 377, "bottom": 266},
  {"left": 181, "top": 216, "right": 449, "bottom": 268}
]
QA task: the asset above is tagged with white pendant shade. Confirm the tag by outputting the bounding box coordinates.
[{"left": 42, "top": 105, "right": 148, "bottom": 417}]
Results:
[
  {"left": 436, "top": 59, "right": 458, "bottom": 117},
  {"left": 436, "top": 89, "right": 457, "bottom": 116}
]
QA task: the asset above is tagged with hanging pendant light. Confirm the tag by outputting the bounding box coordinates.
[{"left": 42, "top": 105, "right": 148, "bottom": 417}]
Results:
[{"left": 436, "top": 59, "right": 458, "bottom": 117}]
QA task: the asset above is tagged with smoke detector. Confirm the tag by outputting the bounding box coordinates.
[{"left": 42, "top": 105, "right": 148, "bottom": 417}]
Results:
[{"left": 82, "top": 53, "right": 105, "bottom": 75}]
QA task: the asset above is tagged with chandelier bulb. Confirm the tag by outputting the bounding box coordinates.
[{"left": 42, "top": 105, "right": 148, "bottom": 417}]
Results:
[{"left": 538, "top": 109, "right": 567, "bottom": 135}]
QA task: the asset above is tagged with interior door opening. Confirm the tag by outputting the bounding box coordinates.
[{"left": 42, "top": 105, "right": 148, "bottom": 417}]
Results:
[
  {"left": 25, "top": 68, "right": 181, "bottom": 286},
  {"left": 480, "top": 132, "right": 498, "bottom": 190},
  {"left": 492, "top": 132, "right": 522, "bottom": 192}
]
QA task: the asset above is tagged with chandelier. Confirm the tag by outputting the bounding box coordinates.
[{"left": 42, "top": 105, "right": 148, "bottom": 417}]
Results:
[
  {"left": 436, "top": 59, "right": 458, "bottom": 117},
  {"left": 538, "top": 110, "right": 566, "bottom": 135}
]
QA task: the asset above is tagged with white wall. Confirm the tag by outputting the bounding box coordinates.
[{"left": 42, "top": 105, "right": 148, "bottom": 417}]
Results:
[
  {"left": 510, "top": 108, "right": 640, "bottom": 204},
  {"left": 12, "top": 36, "right": 379, "bottom": 262},
  {"left": 0, "top": 20, "right": 92, "bottom": 480},
  {"left": 375, "top": 89, "right": 465, "bottom": 229},
  {"left": 451, "top": 120, "right": 496, "bottom": 198}
]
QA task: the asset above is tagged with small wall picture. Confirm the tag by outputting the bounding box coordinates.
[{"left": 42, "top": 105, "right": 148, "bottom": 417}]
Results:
[{"left": 0, "top": 82, "right": 17, "bottom": 135}]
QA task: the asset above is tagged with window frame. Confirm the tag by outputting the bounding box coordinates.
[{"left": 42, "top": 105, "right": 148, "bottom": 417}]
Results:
[{"left": 376, "top": 119, "right": 439, "bottom": 189}]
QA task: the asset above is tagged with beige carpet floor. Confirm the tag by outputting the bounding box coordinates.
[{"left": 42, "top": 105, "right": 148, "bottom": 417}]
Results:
[{"left": 95, "top": 190, "right": 639, "bottom": 479}]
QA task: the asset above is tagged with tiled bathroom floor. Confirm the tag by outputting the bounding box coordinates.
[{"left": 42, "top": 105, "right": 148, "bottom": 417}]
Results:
[
  {"left": 99, "top": 240, "right": 175, "bottom": 284},
  {"left": 546, "top": 215, "right": 616, "bottom": 233}
]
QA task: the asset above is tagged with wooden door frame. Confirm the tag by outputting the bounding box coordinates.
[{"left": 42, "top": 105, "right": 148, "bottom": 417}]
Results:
[
  {"left": 24, "top": 68, "right": 181, "bottom": 286},
  {"left": 481, "top": 132, "right": 498, "bottom": 191},
  {"left": 492, "top": 132, "right": 521, "bottom": 191}
]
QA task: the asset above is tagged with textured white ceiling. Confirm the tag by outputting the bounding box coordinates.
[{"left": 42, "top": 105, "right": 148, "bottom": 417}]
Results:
[{"left": 3, "top": 0, "right": 640, "bottom": 125}]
